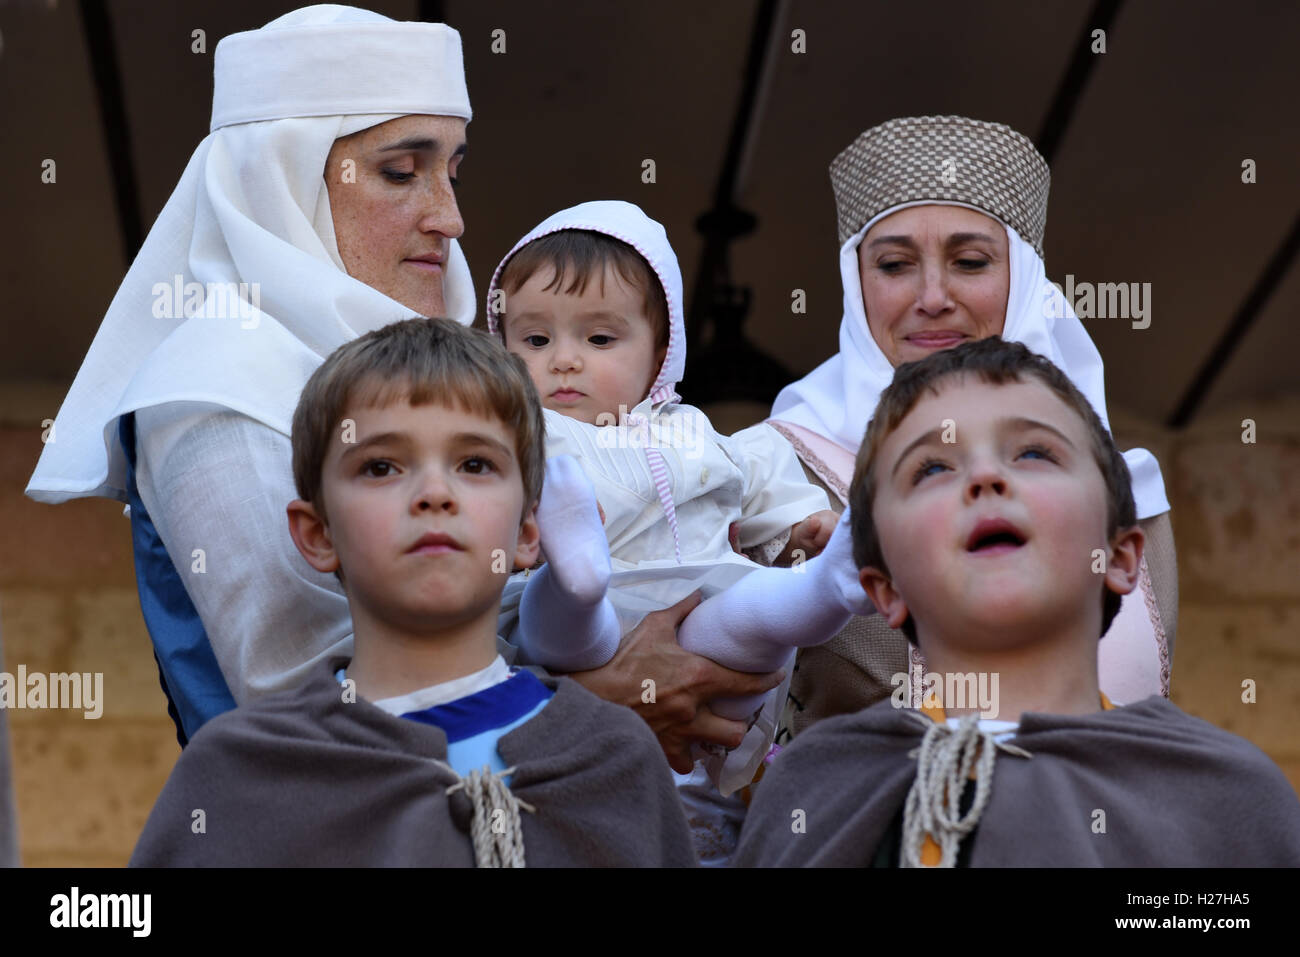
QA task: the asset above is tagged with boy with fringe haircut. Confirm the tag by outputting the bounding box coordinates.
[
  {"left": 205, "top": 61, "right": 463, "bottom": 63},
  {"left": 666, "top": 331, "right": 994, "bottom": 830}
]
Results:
[{"left": 132, "top": 318, "right": 695, "bottom": 867}]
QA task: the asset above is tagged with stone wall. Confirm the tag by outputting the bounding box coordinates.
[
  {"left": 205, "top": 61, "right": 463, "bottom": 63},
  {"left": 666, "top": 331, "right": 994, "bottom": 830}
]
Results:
[{"left": 1118, "top": 397, "right": 1300, "bottom": 791}]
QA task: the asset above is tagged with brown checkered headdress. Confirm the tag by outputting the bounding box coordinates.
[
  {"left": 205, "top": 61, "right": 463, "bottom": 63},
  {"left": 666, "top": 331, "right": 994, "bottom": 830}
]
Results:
[{"left": 830, "top": 116, "right": 1050, "bottom": 258}]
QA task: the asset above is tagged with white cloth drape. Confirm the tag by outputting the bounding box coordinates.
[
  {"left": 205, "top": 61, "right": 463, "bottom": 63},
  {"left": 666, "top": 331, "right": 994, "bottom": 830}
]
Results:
[
  {"left": 28, "top": 5, "right": 476, "bottom": 505},
  {"left": 24, "top": 5, "right": 478, "bottom": 704}
]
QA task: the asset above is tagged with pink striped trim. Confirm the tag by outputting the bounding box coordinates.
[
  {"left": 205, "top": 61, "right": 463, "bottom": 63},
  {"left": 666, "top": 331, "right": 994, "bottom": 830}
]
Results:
[
  {"left": 644, "top": 445, "right": 682, "bottom": 563},
  {"left": 768, "top": 420, "right": 850, "bottom": 505}
]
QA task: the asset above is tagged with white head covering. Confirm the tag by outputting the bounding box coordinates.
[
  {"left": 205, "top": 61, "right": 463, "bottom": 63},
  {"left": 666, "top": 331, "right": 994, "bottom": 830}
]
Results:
[
  {"left": 770, "top": 200, "right": 1170, "bottom": 519},
  {"left": 485, "top": 200, "right": 686, "bottom": 412},
  {"left": 27, "top": 5, "right": 475, "bottom": 504},
  {"left": 485, "top": 200, "right": 693, "bottom": 562}
]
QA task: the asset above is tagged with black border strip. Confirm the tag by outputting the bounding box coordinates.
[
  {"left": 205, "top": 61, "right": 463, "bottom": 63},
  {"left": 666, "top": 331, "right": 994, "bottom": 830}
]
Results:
[
  {"left": 685, "top": 0, "right": 780, "bottom": 348},
  {"left": 1167, "top": 213, "right": 1300, "bottom": 427},
  {"left": 78, "top": 0, "right": 143, "bottom": 264},
  {"left": 1035, "top": 0, "right": 1124, "bottom": 165}
]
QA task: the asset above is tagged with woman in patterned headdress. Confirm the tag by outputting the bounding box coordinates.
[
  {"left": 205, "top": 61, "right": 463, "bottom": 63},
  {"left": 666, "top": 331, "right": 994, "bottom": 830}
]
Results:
[{"left": 768, "top": 116, "right": 1177, "bottom": 731}]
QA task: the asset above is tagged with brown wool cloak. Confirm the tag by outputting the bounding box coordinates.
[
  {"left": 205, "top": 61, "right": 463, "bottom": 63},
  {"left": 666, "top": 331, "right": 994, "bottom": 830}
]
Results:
[
  {"left": 130, "top": 657, "right": 696, "bottom": 867},
  {"left": 734, "top": 696, "right": 1300, "bottom": 867}
]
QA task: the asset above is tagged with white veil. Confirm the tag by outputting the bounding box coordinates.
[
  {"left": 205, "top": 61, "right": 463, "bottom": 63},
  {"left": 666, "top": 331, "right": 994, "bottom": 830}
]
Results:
[{"left": 28, "top": 5, "right": 476, "bottom": 504}]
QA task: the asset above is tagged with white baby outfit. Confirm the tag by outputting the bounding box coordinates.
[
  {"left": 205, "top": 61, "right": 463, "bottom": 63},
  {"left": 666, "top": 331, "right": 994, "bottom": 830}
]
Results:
[{"left": 487, "top": 201, "right": 830, "bottom": 806}]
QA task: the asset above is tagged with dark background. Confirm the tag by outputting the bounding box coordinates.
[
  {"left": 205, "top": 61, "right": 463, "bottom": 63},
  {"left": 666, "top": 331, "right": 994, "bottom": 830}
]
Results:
[{"left": 2, "top": 0, "right": 1297, "bottom": 423}]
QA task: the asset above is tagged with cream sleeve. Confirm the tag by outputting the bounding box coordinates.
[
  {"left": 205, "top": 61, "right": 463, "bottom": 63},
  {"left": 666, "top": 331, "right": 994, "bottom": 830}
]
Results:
[
  {"left": 729, "top": 422, "right": 832, "bottom": 549},
  {"left": 133, "top": 402, "right": 353, "bottom": 705}
]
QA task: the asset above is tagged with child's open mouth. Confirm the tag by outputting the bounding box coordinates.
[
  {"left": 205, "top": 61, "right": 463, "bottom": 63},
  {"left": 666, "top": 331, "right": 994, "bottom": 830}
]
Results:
[{"left": 965, "top": 517, "right": 1028, "bottom": 555}]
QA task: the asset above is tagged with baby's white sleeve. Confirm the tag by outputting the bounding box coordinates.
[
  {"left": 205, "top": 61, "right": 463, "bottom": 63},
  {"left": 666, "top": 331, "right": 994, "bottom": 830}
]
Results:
[
  {"left": 730, "top": 423, "right": 832, "bottom": 549},
  {"left": 134, "top": 402, "right": 353, "bottom": 704}
]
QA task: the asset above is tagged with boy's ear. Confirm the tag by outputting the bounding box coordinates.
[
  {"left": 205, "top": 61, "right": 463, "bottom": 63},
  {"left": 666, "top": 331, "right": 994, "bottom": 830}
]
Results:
[
  {"left": 287, "top": 499, "right": 341, "bottom": 574},
  {"left": 859, "top": 566, "right": 909, "bottom": 629},
  {"left": 513, "top": 502, "right": 541, "bottom": 571},
  {"left": 1103, "top": 524, "right": 1145, "bottom": 597}
]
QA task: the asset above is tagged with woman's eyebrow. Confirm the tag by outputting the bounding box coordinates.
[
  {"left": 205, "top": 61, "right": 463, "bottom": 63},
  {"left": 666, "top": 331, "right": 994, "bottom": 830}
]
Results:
[
  {"left": 377, "top": 137, "right": 468, "bottom": 156},
  {"left": 866, "top": 231, "right": 999, "bottom": 250},
  {"left": 945, "top": 232, "right": 998, "bottom": 246},
  {"left": 866, "top": 234, "right": 916, "bottom": 249}
]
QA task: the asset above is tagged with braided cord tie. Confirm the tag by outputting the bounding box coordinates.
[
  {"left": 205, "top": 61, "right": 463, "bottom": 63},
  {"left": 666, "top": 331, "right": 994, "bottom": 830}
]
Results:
[
  {"left": 900, "top": 713, "right": 1032, "bottom": 868},
  {"left": 444, "top": 765, "right": 537, "bottom": 868}
]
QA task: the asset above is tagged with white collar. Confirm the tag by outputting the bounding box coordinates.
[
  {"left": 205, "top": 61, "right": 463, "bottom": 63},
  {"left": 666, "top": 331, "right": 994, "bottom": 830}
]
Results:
[{"left": 364, "top": 655, "right": 512, "bottom": 717}]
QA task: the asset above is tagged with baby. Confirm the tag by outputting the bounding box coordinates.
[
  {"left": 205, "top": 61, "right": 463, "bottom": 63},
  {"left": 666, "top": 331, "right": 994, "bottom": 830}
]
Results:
[{"left": 488, "top": 201, "right": 874, "bottom": 794}]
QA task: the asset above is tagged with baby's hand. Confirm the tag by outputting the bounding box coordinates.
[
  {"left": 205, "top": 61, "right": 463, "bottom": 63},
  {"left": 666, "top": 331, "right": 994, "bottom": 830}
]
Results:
[{"left": 781, "top": 509, "right": 839, "bottom": 563}]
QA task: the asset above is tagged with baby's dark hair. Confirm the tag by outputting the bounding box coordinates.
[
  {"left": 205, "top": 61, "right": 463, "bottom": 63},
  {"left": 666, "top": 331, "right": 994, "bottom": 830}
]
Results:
[
  {"left": 848, "top": 337, "right": 1137, "bottom": 644},
  {"left": 495, "top": 229, "right": 670, "bottom": 353}
]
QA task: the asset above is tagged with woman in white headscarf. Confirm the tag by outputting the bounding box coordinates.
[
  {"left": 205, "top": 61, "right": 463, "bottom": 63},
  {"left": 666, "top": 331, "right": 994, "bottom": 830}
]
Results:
[
  {"left": 27, "top": 6, "right": 774, "bottom": 763},
  {"left": 25, "top": 6, "right": 478, "bottom": 741},
  {"left": 769, "top": 116, "right": 1178, "bottom": 731}
]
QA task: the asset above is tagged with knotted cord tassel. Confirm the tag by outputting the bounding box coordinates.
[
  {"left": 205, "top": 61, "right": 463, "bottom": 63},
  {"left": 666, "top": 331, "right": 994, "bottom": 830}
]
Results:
[
  {"left": 444, "top": 765, "right": 537, "bottom": 868},
  {"left": 900, "top": 712, "right": 1031, "bottom": 868}
]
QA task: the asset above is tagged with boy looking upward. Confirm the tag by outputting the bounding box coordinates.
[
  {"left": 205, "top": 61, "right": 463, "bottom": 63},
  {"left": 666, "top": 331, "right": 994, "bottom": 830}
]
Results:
[{"left": 735, "top": 338, "right": 1300, "bottom": 867}]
